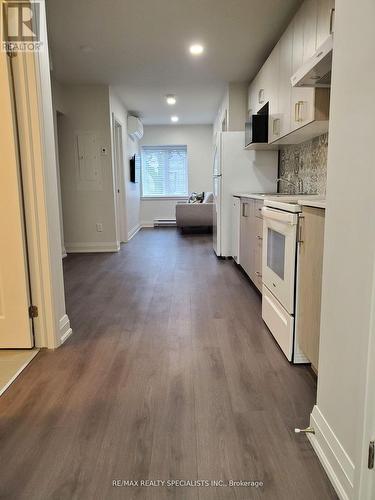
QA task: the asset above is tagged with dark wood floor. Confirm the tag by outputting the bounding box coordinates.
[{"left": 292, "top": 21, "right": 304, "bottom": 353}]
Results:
[{"left": 0, "top": 229, "right": 337, "bottom": 500}]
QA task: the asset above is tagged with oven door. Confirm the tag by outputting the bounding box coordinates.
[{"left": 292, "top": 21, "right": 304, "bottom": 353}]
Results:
[{"left": 262, "top": 207, "right": 298, "bottom": 314}]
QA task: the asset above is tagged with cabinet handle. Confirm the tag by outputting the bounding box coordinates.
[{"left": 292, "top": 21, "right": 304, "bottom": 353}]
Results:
[
  {"left": 299, "top": 101, "right": 306, "bottom": 122},
  {"left": 297, "top": 216, "right": 304, "bottom": 243},
  {"left": 242, "top": 203, "right": 249, "bottom": 217},
  {"left": 256, "top": 235, "right": 263, "bottom": 240},
  {"left": 294, "top": 102, "right": 299, "bottom": 122},
  {"left": 329, "top": 8, "right": 335, "bottom": 34},
  {"left": 272, "top": 118, "right": 280, "bottom": 136},
  {"left": 255, "top": 271, "right": 262, "bottom": 277}
]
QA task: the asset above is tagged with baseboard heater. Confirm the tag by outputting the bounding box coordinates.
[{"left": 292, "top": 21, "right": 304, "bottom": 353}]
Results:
[{"left": 153, "top": 218, "right": 176, "bottom": 227}]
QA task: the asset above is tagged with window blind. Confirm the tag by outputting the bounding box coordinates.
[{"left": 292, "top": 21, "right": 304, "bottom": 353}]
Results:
[{"left": 141, "top": 145, "right": 188, "bottom": 197}]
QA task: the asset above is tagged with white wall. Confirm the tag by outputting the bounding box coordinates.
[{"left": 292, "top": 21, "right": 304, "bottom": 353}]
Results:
[
  {"left": 309, "top": 1, "right": 375, "bottom": 498},
  {"left": 56, "top": 84, "right": 118, "bottom": 252},
  {"left": 139, "top": 125, "right": 213, "bottom": 225}
]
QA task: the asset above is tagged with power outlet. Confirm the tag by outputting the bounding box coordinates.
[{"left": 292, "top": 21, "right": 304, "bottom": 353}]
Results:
[{"left": 96, "top": 223, "right": 103, "bottom": 232}]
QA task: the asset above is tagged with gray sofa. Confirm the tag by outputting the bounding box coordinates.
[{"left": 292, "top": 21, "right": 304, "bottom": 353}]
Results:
[{"left": 176, "top": 192, "right": 214, "bottom": 231}]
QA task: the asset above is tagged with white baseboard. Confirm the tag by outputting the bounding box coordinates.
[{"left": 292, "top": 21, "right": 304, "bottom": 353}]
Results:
[
  {"left": 65, "top": 242, "right": 120, "bottom": 253},
  {"left": 140, "top": 222, "right": 154, "bottom": 228},
  {"left": 127, "top": 224, "right": 141, "bottom": 241},
  {"left": 59, "top": 314, "right": 73, "bottom": 345},
  {"left": 308, "top": 405, "right": 355, "bottom": 500}
]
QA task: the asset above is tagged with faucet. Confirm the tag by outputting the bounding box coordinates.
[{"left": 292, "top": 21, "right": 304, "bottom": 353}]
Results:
[{"left": 275, "top": 177, "right": 304, "bottom": 194}]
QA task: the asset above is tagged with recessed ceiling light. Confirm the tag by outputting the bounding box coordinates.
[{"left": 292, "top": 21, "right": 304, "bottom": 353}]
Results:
[
  {"left": 171, "top": 116, "right": 179, "bottom": 123},
  {"left": 189, "top": 43, "right": 204, "bottom": 55},
  {"left": 166, "top": 95, "right": 177, "bottom": 105}
]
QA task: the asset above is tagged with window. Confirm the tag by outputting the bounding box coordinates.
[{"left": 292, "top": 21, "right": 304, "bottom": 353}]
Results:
[{"left": 141, "top": 145, "right": 188, "bottom": 197}]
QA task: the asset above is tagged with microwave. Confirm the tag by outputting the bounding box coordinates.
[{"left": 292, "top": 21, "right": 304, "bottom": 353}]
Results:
[{"left": 245, "top": 102, "right": 269, "bottom": 147}]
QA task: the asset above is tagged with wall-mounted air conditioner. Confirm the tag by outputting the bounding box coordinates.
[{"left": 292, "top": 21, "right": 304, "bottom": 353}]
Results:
[{"left": 127, "top": 116, "right": 144, "bottom": 140}]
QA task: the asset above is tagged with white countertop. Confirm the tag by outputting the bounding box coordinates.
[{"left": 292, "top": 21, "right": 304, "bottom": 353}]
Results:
[
  {"left": 232, "top": 192, "right": 278, "bottom": 200},
  {"left": 298, "top": 198, "right": 326, "bottom": 209},
  {"left": 233, "top": 192, "right": 326, "bottom": 209}
]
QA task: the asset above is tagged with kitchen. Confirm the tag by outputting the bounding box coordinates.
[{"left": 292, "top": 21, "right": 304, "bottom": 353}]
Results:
[
  {"left": 0, "top": 0, "right": 373, "bottom": 498},
  {"left": 212, "top": 0, "right": 375, "bottom": 497},
  {"left": 213, "top": 0, "right": 332, "bottom": 370}
]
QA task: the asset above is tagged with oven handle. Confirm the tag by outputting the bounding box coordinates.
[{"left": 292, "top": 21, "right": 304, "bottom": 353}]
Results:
[{"left": 262, "top": 206, "right": 298, "bottom": 225}]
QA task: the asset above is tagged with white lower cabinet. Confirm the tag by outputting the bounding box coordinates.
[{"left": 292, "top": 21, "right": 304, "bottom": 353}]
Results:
[
  {"left": 232, "top": 197, "right": 241, "bottom": 264},
  {"left": 239, "top": 198, "right": 253, "bottom": 277},
  {"left": 237, "top": 197, "right": 263, "bottom": 293}
]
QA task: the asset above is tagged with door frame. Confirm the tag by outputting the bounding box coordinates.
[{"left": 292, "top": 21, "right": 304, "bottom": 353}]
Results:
[
  {"left": 7, "top": 3, "right": 71, "bottom": 348},
  {"left": 111, "top": 114, "right": 127, "bottom": 243},
  {"left": 0, "top": 49, "right": 34, "bottom": 348},
  {"left": 357, "top": 256, "right": 375, "bottom": 498}
]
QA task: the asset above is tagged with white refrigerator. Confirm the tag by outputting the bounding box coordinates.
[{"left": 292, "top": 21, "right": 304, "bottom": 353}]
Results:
[{"left": 213, "top": 131, "right": 278, "bottom": 257}]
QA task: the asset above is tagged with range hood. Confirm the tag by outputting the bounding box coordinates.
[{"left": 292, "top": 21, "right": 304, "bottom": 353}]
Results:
[{"left": 291, "top": 35, "right": 333, "bottom": 88}]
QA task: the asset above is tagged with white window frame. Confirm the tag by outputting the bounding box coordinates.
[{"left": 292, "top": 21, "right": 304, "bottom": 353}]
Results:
[{"left": 140, "top": 145, "right": 189, "bottom": 200}]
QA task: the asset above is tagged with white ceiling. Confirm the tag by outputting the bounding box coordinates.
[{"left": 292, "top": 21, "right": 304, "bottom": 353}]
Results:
[{"left": 46, "top": 0, "right": 301, "bottom": 125}]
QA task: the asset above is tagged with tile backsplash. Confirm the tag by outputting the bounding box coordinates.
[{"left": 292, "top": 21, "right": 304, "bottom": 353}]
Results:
[{"left": 278, "top": 133, "right": 328, "bottom": 195}]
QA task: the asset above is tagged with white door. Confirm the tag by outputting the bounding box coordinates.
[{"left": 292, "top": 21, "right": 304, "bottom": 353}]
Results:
[
  {"left": 262, "top": 207, "right": 298, "bottom": 314},
  {"left": 0, "top": 51, "right": 34, "bottom": 348},
  {"left": 213, "top": 175, "right": 221, "bottom": 256}
]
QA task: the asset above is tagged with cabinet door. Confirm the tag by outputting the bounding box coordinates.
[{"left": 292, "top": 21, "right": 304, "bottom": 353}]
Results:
[
  {"left": 266, "top": 43, "right": 280, "bottom": 142},
  {"left": 232, "top": 197, "right": 241, "bottom": 263},
  {"left": 248, "top": 77, "right": 258, "bottom": 116},
  {"left": 239, "top": 200, "right": 253, "bottom": 277},
  {"left": 265, "top": 43, "right": 280, "bottom": 114},
  {"left": 316, "top": 0, "right": 335, "bottom": 47},
  {"left": 253, "top": 218, "right": 263, "bottom": 292},
  {"left": 302, "top": 0, "right": 318, "bottom": 64},
  {"left": 292, "top": 6, "right": 304, "bottom": 75},
  {"left": 290, "top": 86, "right": 315, "bottom": 131},
  {"left": 271, "top": 25, "right": 293, "bottom": 141},
  {"left": 297, "top": 207, "right": 325, "bottom": 371}
]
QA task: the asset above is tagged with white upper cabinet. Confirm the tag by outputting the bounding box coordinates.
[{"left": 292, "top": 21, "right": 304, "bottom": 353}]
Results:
[
  {"left": 246, "top": 0, "right": 332, "bottom": 146},
  {"left": 271, "top": 26, "right": 293, "bottom": 141},
  {"left": 248, "top": 43, "right": 279, "bottom": 118},
  {"left": 302, "top": 0, "right": 318, "bottom": 63},
  {"left": 292, "top": 6, "right": 304, "bottom": 75},
  {"left": 266, "top": 43, "right": 280, "bottom": 116},
  {"left": 316, "top": 0, "right": 335, "bottom": 47},
  {"left": 248, "top": 73, "right": 260, "bottom": 116}
]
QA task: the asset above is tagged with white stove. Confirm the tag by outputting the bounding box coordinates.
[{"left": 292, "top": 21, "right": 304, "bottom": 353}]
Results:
[{"left": 260, "top": 194, "right": 324, "bottom": 363}]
